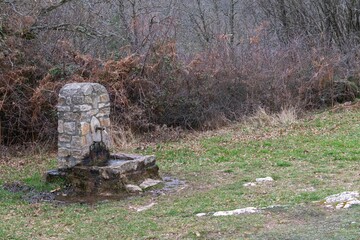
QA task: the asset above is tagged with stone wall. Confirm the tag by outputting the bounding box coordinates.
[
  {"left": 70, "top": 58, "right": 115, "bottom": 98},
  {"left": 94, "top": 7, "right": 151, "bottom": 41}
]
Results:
[{"left": 57, "top": 83, "right": 111, "bottom": 168}]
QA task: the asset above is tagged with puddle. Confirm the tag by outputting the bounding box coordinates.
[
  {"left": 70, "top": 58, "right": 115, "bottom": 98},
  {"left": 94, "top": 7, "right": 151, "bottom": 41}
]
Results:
[
  {"left": 107, "top": 159, "right": 128, "bottom": 167},
  {"left": 1, "top": 176, "right": 186, "bottom": 205},
  {"left": 149, "top": 177, "right": 186, "bottom": 196}
]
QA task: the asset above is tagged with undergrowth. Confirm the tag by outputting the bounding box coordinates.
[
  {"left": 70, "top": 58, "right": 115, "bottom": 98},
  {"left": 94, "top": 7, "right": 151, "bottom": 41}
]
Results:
[{"left": 1, "top": 9, "right": 360, "bottom": 147}]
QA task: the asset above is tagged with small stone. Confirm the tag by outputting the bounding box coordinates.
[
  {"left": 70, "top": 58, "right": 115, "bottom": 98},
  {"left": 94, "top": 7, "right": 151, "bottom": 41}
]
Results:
[
  {"left": 256, "top": 177, "right": 274, "bottom": 183},
  {"left": 135, "top": 203, "right": 156, "bottom": 212},
  {"left": 144, "top": 156, "right": 156, "bottom": 167},
  {"left": 243, "top": 182, "right": 256, "bottom": 187},
  {"left": 140, "top": 179, "right": 163, "bottom": 190},
  {"left": 125, "top": 184, "right": 143, "bottom": 193},
  {"left": 101, "top": 170, "right": 110, "bottom": 179},
  {"left": 325, "top": 191, "right": 359, "bottom": 204},
  {"left": 212, "top": 207, "right": 260, "bottom": 216},
  {"left": 196, "top": 213, "right": 207, "bottom": 217}
]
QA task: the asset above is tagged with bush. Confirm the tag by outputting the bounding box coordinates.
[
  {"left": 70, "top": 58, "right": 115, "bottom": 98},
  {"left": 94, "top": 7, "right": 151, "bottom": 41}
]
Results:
[{"left": 2, "top": 15, "right": 360, "bottom": 146}]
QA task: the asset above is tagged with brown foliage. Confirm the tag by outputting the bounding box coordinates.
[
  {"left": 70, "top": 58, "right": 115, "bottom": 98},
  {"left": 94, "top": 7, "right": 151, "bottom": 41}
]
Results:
[{"left": 1, "top": 13, "right": 360, "bottom": 146}]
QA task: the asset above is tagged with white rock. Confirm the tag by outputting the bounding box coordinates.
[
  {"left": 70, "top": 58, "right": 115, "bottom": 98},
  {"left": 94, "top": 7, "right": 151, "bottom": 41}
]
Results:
[
  {"left": 343, "top": 200, "right": 360, "bottom": 209},
  {"left": 256, "top": 177, "right": 274, "bottom": 183},
  {"left": 336, "top": 202, "right": 345, "bottom": 209},
  {"left": 243, "top": 182, "right": 257, "bottom": 187},
  {"left": 212, "top": 207, "right": 260, "bottom": 216},
  {"left": 134, "top": 203, "right": 156, "bottom": 212},
  {"left": 139, "top": 179, "right": 163, "bottom": 190},
  {"left": 196, "top": 213, "right": 207, "bottom": 217},
  {"left": 325, "top": 191, "right": 359, "bottom": 204},
  {"left": 125, "top": 184, "right": 142, "bottom": 193}
]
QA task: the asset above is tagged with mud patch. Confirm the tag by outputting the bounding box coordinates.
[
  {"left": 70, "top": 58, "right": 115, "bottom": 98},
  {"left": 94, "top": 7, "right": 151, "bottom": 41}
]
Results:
[
  {"left": 2, "top": 181, "right": 56, "bottom": 204},
  {"left": 1, "top": 176, "right": 186, "bottom": 205}
]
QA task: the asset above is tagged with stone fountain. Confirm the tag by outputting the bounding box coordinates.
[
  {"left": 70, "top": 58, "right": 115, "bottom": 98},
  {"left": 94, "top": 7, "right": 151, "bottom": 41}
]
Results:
[{"left": 47, "top": 83, "right": 161, "bottom": 196}]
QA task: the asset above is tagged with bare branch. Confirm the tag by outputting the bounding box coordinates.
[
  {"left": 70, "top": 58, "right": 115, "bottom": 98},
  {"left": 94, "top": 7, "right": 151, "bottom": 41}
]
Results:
[{"left": 39, "top": 0, "right": 75, "bottom": 16}]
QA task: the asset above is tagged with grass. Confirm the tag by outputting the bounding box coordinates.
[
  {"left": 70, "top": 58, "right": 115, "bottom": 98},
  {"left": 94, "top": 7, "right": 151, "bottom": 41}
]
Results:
[{"left": 0, "top": 105, "right": 360, "bottom": 239}]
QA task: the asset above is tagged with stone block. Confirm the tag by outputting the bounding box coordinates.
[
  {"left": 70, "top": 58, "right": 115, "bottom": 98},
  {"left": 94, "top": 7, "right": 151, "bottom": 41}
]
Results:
[
  {"left": 140, "top": 179, "right": 163, "bottom": 190},
  {"left": 57, "top": 106, "right": 71, "bottom": 112},
  {"left": 99, "top": 94, "right": 110, "bottom": 103},
  {"left": 58, "top": 142, "right": 71, "bottom": 148},
  {"left": 81, "top": 84, "right": 94, "bottom": 96},
  {"left": 59, "top": 134, "right": 71, "bottom": 143},
  {"left": 73, "top": 104, "right": 93, "bottom": 112},
  {"left": 58, "top": 96, "right": 66, "bottom": 105},
  {"left": 92, "top": 84, "right": 107, "bottom": 93},
  {"left": 144, "top": 156, "right": 156, "bottom": 167},
  {"left": 66, "top": 97, "right": 72, "bottom": 105},
  {"left": 99, "top": 102, "right": 110, "bottom": 108},
  {"left": 125, "top": 184, "right": 142, "bottom": 193},
  {"left": 63, "top": 122, "right": 76, "bottom": 134},
  {"left": 80, "top": 122, "right": 90, "bottom": 135},
  {"left": 63, "top": 112, "right": 81, "bottom": 121},
  {"left": 98, "top": 107, "right": 110, "bottom": 117},
  {"left": 81, "top": 110, "right": 99, "bottom": 120},
  {"left": 84, "top": 96, "right": 93, "bottom": 104},
  {"left": 58, "top": 148, "right": 70, "bottom": 158},
  {"left": 58, "top": 120, "right": 64, "bottom": 134},
  {"left": 72, "top": 96, "right": 85, "bottom": 104},
  {"left": 71, "top": 136, "right": 87, "bottom": 147},
  {"left": 99, "top": 117, "right": 111, "bottom": 127},
  {"left": 92, "top": 98, "right": 99, "bottom": 109},
  {"left": 85, "top": 134, "right": 93, "bottom": 145}
]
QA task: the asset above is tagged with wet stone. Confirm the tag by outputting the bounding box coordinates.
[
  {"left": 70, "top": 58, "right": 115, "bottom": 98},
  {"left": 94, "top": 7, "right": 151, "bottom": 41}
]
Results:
[
  {"left": 125, "top": 185, "right": 143, "bottom": 193},
  {"left": 140, "top": 179, "right": 163, "bottom": 190}
]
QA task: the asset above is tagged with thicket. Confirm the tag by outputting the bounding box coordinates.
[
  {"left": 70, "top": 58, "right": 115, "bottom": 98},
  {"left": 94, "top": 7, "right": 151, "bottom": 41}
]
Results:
[{"left": 1, "top": 1, "right": 360, "bottom": 146}]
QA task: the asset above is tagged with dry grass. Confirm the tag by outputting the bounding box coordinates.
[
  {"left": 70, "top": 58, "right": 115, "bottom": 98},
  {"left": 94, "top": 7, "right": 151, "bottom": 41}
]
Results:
[{"left": 245, "top": 107, "right": 298, "bottom": 128}]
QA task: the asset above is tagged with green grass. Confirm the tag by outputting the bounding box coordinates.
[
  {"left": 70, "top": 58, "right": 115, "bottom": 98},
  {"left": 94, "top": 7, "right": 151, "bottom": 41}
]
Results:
[{"left": 1, "top": 107, "right": 360, "bottom": 239}]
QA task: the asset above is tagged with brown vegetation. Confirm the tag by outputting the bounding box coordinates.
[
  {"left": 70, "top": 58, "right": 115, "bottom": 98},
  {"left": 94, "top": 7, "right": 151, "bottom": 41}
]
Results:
[{"left": 1, "top": 1, "right": 360, "bottom": 146}]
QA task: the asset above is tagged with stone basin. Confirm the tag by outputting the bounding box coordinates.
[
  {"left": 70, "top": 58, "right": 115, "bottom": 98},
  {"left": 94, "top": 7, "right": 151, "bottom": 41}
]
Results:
[{"left": 48, "top": 153, "right": 160, "bottom": 196}]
